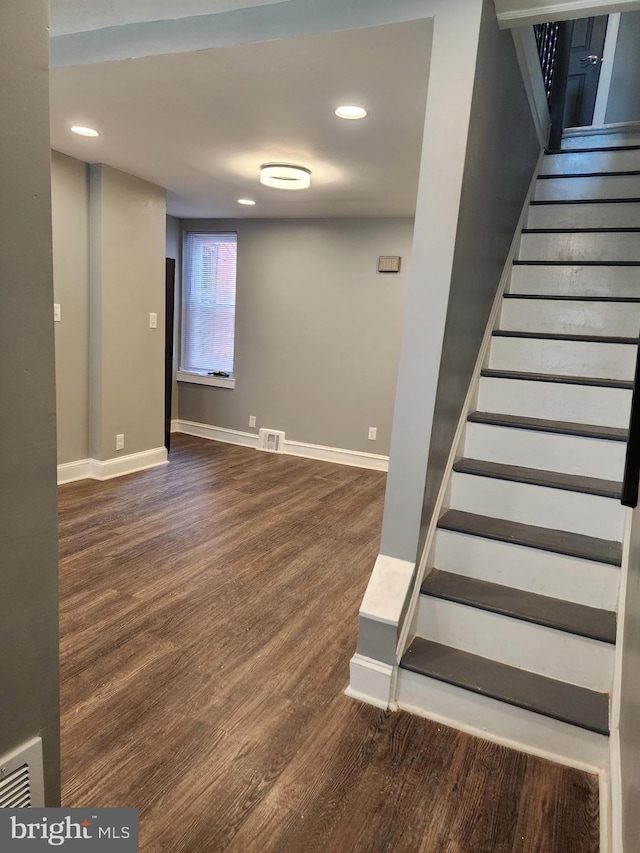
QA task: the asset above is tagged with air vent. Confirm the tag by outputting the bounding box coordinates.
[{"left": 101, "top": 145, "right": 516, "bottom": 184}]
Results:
[
  {"left": 258, "top": 428, "right": 285, "bottom": 453},
  {"left": 0, "top": 738, "right": 44, "bottom": 808}
]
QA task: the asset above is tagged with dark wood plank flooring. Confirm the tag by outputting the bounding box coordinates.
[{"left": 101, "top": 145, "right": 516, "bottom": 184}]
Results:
[{"left": 58, "top": 433, "right": 599, "bottom": 852}]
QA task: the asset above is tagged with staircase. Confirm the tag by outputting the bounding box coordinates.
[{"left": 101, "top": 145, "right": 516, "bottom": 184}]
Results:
[{"left": 397, "top": 139, "right": 640, "bottom": 757}]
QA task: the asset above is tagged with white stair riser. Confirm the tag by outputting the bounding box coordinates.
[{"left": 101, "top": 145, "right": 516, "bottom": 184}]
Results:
[
  {"left": 396, "top": 669, "right": 610, "bottom": 770},
  {"left": 542, "top": 150, "right": 640, "bottom": 175},
  {"left": 510, "top": 264, "right": 640, "bottom": 297},
  {"left": 518, "top": 231, "right": 640, "bottom": 263},
  {"left": 535, "top": 175, "right": 640, "bottom": 201},
  {"left": 562, "top": 132, "right": 640, "bottom": 150},
  {"left": 416, "top": 595, "right": 613, "bottom": 692},
  {"left": 500, "top": 299, "right": 640, "bottom": 337},
  {"left": 433, "top": 528, "right": 620, "bottom": 610},
  {"left": 477, "top": 377, "right": 631, "bottom": 428},
  {"left": 450, "top": 471, "right": 624, "bottom": 540},
  {"left": 489, "top": 336, "right": 635, "bottom": 381},
  {"left": 527, "top": 202, "right": 640, "bottom": 229},
  {"left": 464, "top": 421, "right": 626, "bottom": 482}
]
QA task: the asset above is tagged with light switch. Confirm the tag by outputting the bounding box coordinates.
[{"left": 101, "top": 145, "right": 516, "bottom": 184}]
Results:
[
  {"left": 149, "top": 312, "right": 158, "bottom": 329},
  {"left": 54, "top": 304, "right": 61, "bottom": 322}
]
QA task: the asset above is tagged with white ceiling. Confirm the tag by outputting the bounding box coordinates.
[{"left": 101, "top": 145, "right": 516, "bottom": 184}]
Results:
[
  {"left": 49, "top": 20, "right": 431, "bottom": 219},
  {"left": 49, "top": 0, "right": 291, "bottom": 37}
]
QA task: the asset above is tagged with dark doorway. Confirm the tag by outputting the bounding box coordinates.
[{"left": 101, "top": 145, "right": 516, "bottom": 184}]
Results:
[
  {"left": 165, "top": 258, "right": 176, "bottom": 453},
  {"left": 564, "top": 16, "right": 608, "bottom": 128}
]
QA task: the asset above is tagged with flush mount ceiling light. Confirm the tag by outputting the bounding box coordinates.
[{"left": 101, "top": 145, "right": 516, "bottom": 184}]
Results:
[
  {"left": 237, "top": 198, "right": 256, "bottom": 205},
  {"left": 70, "top": 125, "right": 99, "bottom": 137},
  {"left": 260, "top": 164, "right": 311, "bottom": 190},
  {"left": 335, "top": 105, "right": 367, "bottom": 120}
]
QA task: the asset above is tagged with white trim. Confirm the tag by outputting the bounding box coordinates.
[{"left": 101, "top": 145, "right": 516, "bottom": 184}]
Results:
[
  {"left": 172, "top": 419, "right": 389, "bottom": 470},
  {"left": 345, "top": 654, "right": 397, "bottom": 710},
  {"left": 496, "top": 0, "right": 640, "bottom": 28},
  {"left": 610, "top": 728, "right": 623, "bottom": 853},
  {"left": 512, "top": 27, "right": 551, "bottom": 148},
  {"left": 174, "top": 419, "right": 258, "bottom": 448},
  {"left": 395, "top": 146, "right": 546, "bottom": 664},
  {"left": 57, "top": 448, "right": 168, "bottom": 484},
  {"left": 177, "top": 370, "right": 235, "bottom": 389},
  {"left": 57, "top": 458, "right": 92, "bottom": 484},
  {"left": 90, "top": 447, "right": 168, "bottom": 480},
  {"left": 284, "top": 439, "right": 388, "bottom": 471},
  {"left": 593, "top": 13, "right": 621, "bottom": 128}
]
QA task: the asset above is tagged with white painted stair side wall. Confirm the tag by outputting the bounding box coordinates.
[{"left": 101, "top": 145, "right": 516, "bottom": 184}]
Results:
[{"left": 464, "top": 421, "right": 626, "bottom": 481}]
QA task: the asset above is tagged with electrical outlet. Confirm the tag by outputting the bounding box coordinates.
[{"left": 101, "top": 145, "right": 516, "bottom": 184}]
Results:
[
  {"left": 53, "top": 304, "right": 61, "bottom": 322},
  {"left": 368, "top": 426, "right": 377, "bottom": 441},
  {"left": 116, "top": 434, "right": 125, "bottom": 451},
  {"left": 149, "top": 312, "right": 158, "bottom": 329},
  {"left": 249, "top": 415, "right": 256, "bottom": 428}
]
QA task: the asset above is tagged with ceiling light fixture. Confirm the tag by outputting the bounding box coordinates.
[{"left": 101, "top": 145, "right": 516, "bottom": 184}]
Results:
[
  {"left": 335, "top": 105, "right": 367, "bottom": 120},
  {"left": 70, "top": 125, "right": 99, "bottom": 137},
  {"left": 237, "top": 199, "right": 256, "bottom": 205},
  {"left": 260, "top": 164, "right": 311, "bottom": 190}
]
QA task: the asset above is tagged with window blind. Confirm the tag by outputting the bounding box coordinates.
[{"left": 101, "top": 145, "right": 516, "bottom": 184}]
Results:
[{"left": 182, "top": 232, "right": 237, "bottom": 375}]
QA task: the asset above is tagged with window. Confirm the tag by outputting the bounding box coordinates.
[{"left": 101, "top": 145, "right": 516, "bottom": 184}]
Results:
[{"left": 180, "top": 232, "right": 237, "bottom": 387}]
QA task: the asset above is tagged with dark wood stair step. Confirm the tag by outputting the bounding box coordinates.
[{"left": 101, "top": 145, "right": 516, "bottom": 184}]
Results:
[
  {"left": 514, "top": 260, "right": 640, "bottom": 267},
  {"left": 453, "top": 457, "right": 621, "bottom": 499},
  {"left": 400, "top": 638, "right": 609, "bottom": 735},
  {"left": 493, "top": 329, "right": 637, "bottom": 345},
  {"left": 538, "top": 170, "right": 640, "bottom": 179},
  {"left": 552, "top": 144, "right": 640, "bottom": 154},
  {"left": 481, "top": 368, "right": 632, "bottom": 389},
  {"left": 468, "top": 411, "right": 627, "bottom": 442},
  {"left": 503, "top": 293, "right": 640, "bottom": 303},
  {"left": 437, "top": 509, "right": 622, "bottom": 566},
  {"left": 531, "top": 197, "right": 640, "bottom": 205},
  {"left": 421, "top": 569, "right": 616, "bottom": 643}
]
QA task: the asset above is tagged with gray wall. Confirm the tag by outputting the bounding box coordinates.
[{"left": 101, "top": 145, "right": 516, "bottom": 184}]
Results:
[
  {"left": 0, "top": 0, "right": 60, "bottom": 804},
  {"left": 178, "top": 218, "right": 412, "bottom": 454},
  {"left": 51, "top": 151, "right": 90, "bottom": 465},
  {"left": 416, "top": 3, "right": 539, "bottom": 550},
  {"left": 89, "top": 165, "right": 166, "bottom": 461},
  {"left": 605, "top": 11, "right": 640, "bottom": 125}
]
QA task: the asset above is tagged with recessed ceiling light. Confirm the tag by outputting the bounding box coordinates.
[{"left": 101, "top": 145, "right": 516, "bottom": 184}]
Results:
[
  {"left": 237, "top": 199, "right": 256, "bottom": 206},
  {"left": 260, "top": 164, "right": 311, "bottom": 191},
  {"left": 335, "top": 105, "right": 367, "bottom": 120},
  {"left": 70, "top": 125, "right": 99, "bottom": 137}
]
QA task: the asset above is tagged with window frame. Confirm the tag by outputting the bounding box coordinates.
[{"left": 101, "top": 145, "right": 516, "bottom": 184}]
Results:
[{"left": 178, "top": 230, "right": 238, "bottom": 390}]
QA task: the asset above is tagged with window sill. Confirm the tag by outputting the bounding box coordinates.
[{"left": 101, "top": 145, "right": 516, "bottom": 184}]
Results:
[{"left": 177, "top": 370, "right": 235, "bottom": 389}]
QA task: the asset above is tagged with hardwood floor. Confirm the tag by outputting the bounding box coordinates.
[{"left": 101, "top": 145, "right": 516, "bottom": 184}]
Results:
[{"left": 58, "top": 434, "right": 599, "bottom": 852}]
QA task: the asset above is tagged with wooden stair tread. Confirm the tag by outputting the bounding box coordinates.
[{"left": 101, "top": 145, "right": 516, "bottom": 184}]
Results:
[
  {"left": 453, "top": 457, "right": 621, "bottom": 498},
  {"left": 493, "top": 330, "right": 637, "bottom": 345},
  {"left": 514, "top": 260, "right": 640, "bottom": 266},
  {"left": 531, "top": 197, "right": 640, "bottom": 205},
  {"left": 421, "top": 569, "right": 616, "bottom": 643},
  {"left": 538, "top": 170, "right": 640, "bottom": 179},
  {"left": 467, "top": 411, "right": 628, "bottom": 441},
  {"left": 481, "top": 368, "right": 632, "bottom": 389},
  {"left": 437, "top": 509, "right": 622, "bottom": 566},
  {"left": 401, "top": 638, "right": 609, "bottom": 735},
  {"left": 503, "top": 293, "right": 640, "bottom": 303}
]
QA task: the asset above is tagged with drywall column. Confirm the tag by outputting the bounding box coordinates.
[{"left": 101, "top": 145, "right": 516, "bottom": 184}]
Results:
[
  {"left": 89, "top": 165, "right": 167, "bottom": 464},
  {"left": 380, "top": 0, "right": 484, "bottom": 563},
  {"left": 0, "top": 0, "right": 61, "bottom": 804}
]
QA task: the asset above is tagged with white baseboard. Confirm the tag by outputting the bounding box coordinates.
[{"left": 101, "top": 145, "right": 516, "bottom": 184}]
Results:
[
  {"left": 57, "top": 458, "right": 92, "bottom": 484},
  {"left": 172, "top": 419, "right": 389, "bottom": 471},
  {"left": 57, "top": 447, "right": 168, "bottom": 484},
  {"left": 345, "top": 653, "right": 397, "bottom": 710}
]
